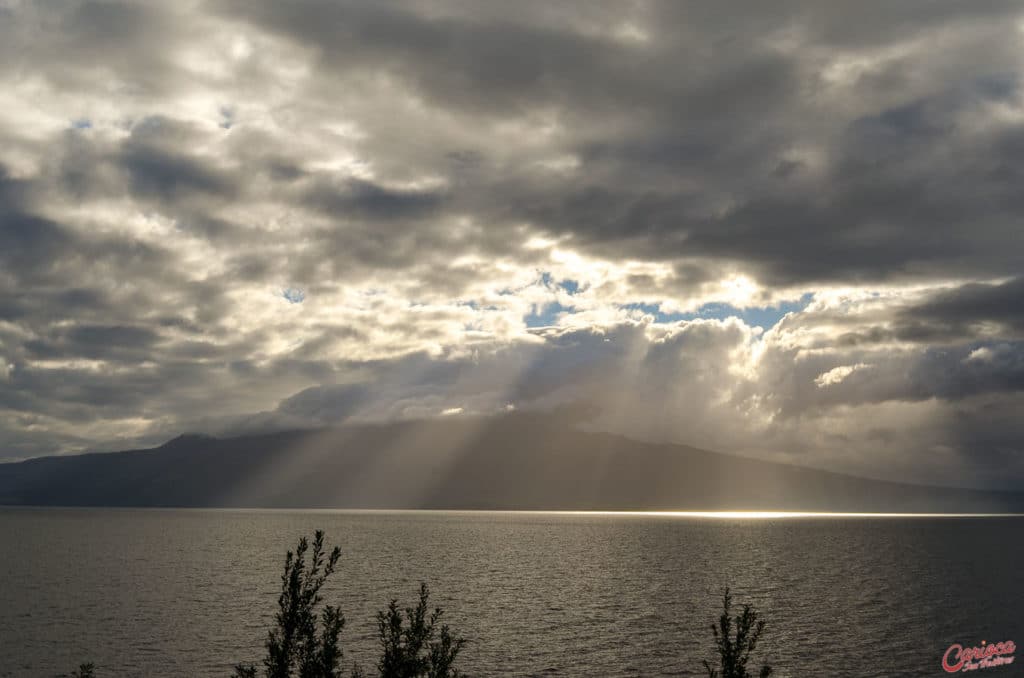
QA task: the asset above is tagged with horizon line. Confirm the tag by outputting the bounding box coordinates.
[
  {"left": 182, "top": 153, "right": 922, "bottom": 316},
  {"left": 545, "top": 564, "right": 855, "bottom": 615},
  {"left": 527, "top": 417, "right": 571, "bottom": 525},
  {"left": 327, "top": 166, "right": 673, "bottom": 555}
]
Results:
[
  {"left": 5, "top": 507, "right": 1023, "bottom": 518},
  {"left": 293, "top": 509, "right": 1024, "bottom": 518}
]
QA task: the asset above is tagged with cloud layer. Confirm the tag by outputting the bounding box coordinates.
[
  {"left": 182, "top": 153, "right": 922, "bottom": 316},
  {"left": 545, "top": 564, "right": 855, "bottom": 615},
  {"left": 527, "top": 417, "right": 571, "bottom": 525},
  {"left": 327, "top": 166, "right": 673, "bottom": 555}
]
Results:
[{"left": 2, "top": 0, "right": 1024, "bottom": 488}]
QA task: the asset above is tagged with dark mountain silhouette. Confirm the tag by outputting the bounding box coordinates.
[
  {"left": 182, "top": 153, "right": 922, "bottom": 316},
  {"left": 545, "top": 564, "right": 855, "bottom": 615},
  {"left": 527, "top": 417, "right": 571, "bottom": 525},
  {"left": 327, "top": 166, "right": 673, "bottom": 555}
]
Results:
[{"left": 0, "top": 413, "right": 1021, "bottom": 511}]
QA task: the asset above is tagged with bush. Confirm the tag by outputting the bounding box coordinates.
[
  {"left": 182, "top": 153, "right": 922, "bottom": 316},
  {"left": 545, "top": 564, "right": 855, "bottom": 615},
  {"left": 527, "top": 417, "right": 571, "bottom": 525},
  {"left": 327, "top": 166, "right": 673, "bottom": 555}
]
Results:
[
  {"left": 234, "top": 530, "right": 345, "bottom": 678},
  {"left": 77, "top": 536, "right": 780, "bottom": 677},
  {"left": 235, "top": 530, "right": 464, "bottom": 678},
  {"left": 703, "top": 587, "right": 772, "bottom": 678},
  {"left": 365, "top": 583, "right": 464, "bottom": 678}
]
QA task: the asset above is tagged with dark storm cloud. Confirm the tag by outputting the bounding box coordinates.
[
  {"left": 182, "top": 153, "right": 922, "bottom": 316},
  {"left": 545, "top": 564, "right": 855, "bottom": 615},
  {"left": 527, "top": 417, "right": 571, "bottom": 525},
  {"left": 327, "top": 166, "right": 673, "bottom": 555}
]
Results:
[
  {"left": 216, "top": 0, "right": 660, "bottom": 117},
  {"left": 902, "top": 277, "right": 1024, "bottom": 335},
  {"left": 828, "top": 278, "right": 1024, "bottom": 347},
  {"left": 304, "top": 177, "right": 445, "bottom": 222},
  {"left": 758, "top": 341, "right": 1024, "bottom": 416},
  {"left": 912, "top": 343, "right": 1024, "bottom": 400},
  {"left": 24, "top": 324, "right": 161, "bottom": 362},
  {"left": 0, "top": 210, "right": 75, "bottom": 280},
  {"left": 0, "top": 169, "right": 76, "bottom": 279},
  {"left": 1, "top": 0, "right": 1023, "bottom": 487},
  {"left": 122, "top": 141, "right": 238, "bottom": 203},
  {"left": 215, "top": 0, "right": 1024, "bottom": 286},
  {"left": 48, "top": 118, "right": 243, "bottom": 218},
  {"left": 494, "top": 73, "right": 1024, "bottom": 285}
]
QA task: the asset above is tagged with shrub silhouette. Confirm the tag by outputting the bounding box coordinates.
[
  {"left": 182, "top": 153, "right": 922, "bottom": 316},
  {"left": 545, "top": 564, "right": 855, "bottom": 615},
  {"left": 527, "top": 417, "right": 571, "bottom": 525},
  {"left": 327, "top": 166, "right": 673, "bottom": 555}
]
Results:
[
  {"left": 75, "top": 535, "right": 781, "bottom": 677},
  {"left": 234, "top": 530, "right": 464, "bottom": 678},
  {"left": 703, "top": 587, "right": 772, "bottom": 678},
  {"left": 359, "top": 583, "right": 464, "bottom": 678},
  {"left": 234, "top": 530, "right": 345, "bottom": 678}
]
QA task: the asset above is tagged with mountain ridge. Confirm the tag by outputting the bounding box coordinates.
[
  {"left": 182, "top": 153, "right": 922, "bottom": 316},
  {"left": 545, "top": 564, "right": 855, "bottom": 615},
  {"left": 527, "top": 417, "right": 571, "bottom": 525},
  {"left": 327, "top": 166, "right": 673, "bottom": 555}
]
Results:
[{"left": 1, "top": 413, "right": 1021, "bottom": 512}]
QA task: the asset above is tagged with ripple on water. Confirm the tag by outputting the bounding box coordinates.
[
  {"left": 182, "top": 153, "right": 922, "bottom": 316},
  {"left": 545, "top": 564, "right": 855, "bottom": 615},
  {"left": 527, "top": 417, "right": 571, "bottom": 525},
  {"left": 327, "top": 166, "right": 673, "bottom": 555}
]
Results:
[{"left": 0, "top": 509, "right": 1021, "bottom": 677}]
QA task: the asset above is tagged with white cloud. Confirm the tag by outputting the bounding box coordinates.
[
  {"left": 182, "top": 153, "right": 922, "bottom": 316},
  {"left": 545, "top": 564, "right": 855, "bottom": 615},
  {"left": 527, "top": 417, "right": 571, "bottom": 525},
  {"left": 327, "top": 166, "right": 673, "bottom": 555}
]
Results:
[
  {"left": 814, "top": 363, "right": 871, "bottom": 388},
  {"left": 965, "top": 347, "right": 993, "bottom": 363},
  {"left": 1, "top": 0, "right": 1023, "bottom": 488}
]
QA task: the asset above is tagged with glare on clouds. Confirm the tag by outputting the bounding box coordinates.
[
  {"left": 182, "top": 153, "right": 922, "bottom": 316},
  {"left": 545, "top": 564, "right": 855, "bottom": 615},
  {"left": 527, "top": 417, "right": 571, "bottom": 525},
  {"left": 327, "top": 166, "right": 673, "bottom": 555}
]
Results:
[{"left": 1, "top": 0, "right": 1024, "bottom": 488}]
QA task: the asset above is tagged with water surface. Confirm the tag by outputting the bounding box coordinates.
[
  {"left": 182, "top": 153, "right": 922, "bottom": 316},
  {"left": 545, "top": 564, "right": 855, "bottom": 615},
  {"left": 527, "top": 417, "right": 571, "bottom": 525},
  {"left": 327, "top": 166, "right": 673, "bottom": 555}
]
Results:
[{"left": 0, "top": 508, "right": 1020, "bottom": 677}]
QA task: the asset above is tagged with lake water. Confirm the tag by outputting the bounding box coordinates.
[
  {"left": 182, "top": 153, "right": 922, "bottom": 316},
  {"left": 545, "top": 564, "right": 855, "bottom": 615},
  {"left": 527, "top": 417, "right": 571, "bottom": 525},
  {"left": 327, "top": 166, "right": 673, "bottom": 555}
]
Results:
[{"left": 0, "top": 508, "right": 1021, "bottom": 677}]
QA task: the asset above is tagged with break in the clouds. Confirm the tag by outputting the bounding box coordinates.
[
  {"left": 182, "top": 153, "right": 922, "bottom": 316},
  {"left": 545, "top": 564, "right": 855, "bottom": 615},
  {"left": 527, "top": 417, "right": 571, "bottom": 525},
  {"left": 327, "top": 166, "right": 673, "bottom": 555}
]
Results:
[{"left": 2, "top": 0, "right": 1024, "bottom": 488}]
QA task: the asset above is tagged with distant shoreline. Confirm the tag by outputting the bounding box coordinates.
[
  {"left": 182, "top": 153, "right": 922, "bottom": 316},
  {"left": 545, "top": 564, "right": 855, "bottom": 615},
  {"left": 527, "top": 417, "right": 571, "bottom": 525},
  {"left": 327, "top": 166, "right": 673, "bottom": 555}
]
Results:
[{"left": 2, "top": 506, "right": 1023, "bottom": 518}]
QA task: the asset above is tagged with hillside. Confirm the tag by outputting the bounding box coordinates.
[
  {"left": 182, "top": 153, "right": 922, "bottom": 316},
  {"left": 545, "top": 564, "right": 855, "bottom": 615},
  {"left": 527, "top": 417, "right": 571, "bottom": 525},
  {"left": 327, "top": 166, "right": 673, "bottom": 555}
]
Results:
[{"left": 0, "top": 414, "right": 1020, "bottom": 511}]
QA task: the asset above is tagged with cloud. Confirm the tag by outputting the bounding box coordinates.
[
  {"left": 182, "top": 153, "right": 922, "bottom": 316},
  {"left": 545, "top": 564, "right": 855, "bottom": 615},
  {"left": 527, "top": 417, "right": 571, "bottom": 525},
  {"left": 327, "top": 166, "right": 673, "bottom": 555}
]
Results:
[
  {"left": 814, "top": 363, "right": 871, "bottom": 388},
  {"left": 900, "top": 277, "right": 1024, "bottom": 338},
  {"left": 0, "top": 1, "right": 1022, "bottom": 489}
]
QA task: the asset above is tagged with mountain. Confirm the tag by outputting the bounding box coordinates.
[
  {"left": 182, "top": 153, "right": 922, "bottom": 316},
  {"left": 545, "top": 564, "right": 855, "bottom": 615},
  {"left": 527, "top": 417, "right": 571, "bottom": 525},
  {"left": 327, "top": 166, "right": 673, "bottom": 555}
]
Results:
[{"left": 0, "top": 413, "right": 1021, "bottom": 511}]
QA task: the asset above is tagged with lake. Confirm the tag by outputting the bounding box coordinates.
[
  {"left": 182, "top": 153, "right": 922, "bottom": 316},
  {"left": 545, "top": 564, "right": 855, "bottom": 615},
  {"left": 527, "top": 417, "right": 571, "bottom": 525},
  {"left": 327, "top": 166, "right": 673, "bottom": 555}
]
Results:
[{"left": 0, "top": 508, "right": 1020, "bottom": 677}]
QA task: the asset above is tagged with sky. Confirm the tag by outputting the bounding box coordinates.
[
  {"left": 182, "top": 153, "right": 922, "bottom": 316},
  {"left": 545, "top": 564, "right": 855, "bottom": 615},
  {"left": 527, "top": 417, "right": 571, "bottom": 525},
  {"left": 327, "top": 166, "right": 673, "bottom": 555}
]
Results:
[{"left": 1, "top": 1, "right": 1023, "bottom": 489}]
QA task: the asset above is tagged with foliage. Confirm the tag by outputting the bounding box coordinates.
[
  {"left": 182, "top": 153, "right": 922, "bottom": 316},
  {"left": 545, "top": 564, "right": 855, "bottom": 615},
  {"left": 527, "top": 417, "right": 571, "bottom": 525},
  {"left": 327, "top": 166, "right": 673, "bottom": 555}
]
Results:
[
  {"left": 234, "top": 530, "right": 345, "bottom": 678},
  {"left": 72, "top": 549, "right": 774, "bottom": 678},
  {"left": 703, "top": 587, "right": 772, "bottom": 678},
  {"left": 233, "top": 530, "right": 464, "bottom": 678},
  {"left": 368, "top": 583, "right": 464, "bottom": 678},
  {"left": 70, "top": 575, "right": 774, "bottom": 677}
]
